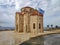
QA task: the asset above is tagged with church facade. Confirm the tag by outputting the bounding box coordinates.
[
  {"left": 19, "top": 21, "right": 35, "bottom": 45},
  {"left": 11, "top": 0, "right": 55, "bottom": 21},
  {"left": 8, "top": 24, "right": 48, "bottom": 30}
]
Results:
[{"left": 15, "top": 7, "right": 43, "bottom": 34}]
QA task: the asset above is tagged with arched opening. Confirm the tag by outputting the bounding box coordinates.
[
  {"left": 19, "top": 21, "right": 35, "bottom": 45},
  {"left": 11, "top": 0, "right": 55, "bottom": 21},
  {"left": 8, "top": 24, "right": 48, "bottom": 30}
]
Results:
[
  {"left": 33, "top": 23, "right": 35, "bottom": 29},
  {"left": 39, "top": 23, "right": 41, "bottom": 29}
]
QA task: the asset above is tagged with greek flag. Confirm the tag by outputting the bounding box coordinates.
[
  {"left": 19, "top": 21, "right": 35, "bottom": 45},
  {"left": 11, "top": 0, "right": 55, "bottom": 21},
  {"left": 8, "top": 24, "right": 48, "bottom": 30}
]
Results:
[{"left": 38, "top": 8, "right": 44, "bottom": 14}]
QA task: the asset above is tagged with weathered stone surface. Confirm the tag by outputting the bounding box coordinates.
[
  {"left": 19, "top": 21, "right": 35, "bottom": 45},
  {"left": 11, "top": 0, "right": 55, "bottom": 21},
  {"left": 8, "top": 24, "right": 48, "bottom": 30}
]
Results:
[{"left": 15, "top": 6, "right": 43, "bottom": 34}]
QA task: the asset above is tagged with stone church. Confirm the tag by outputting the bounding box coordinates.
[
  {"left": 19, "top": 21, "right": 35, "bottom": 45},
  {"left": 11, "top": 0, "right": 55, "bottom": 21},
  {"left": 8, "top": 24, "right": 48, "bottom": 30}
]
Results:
[{"left": 15, "top": 6, "right": 43, "bottom": 34}]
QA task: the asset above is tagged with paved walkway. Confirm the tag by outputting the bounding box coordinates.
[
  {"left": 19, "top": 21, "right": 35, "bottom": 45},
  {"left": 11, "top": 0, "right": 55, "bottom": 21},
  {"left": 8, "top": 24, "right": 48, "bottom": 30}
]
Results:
[{"left": 0, "top": 30, "right": 60, "bottom": 45}]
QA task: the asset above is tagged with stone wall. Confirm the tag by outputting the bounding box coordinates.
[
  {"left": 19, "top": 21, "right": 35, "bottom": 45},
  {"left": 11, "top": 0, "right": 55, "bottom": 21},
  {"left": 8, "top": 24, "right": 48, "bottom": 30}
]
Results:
[
  {"left": 23, "top": 13, "right": 30, "bottom": 33},
  {"left": 30, "top": 15, "right": 38, "bottom": 34},
  {"left": 38, "top": 16, "right": 43, "bottom": 33},
  {"left": 19, "top": 15, "right": 23, "bottom": 32},
  {"left": 15, "top": 13, "right": 19, "bottom": 32}
]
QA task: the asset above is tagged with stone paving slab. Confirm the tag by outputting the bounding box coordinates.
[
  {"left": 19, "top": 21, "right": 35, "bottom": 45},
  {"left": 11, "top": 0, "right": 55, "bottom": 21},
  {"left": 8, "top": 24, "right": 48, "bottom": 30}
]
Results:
[{"left": 0, "top": 30, "right": 60, "bottom": 45}]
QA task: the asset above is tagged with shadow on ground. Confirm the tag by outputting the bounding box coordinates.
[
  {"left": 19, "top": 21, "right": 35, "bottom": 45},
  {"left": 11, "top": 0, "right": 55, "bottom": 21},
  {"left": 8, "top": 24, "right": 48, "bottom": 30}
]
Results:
[{"left": 20, "top": 36, "right": 44, "bottom": 45}]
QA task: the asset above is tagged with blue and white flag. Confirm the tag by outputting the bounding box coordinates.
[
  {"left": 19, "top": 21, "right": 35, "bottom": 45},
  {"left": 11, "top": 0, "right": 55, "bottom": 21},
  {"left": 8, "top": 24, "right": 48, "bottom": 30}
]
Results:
[{"left": 38, "top": 8, "right": 44, "bottom": 14}]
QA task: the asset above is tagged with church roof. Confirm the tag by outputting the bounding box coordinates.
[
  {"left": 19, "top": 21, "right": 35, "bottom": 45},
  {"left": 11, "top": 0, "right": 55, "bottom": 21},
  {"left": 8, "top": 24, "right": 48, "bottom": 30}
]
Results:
[
  {"left": 31, "top": 10, "right": 38, "bottom": 15},
  {"left": 30, "top": 10, "right": 43, "bottom": 16},
  {"left": 23, "top": 6, "right": 44, "bottom": 15},
  {"left": 16, "top": 6, "right": 43, "bottom": 16}
]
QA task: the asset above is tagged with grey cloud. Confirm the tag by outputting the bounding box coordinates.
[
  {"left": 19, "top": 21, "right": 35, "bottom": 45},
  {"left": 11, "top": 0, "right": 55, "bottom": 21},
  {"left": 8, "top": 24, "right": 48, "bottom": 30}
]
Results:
[{"left": 0, "top": 0, "right": 60, "bottom": 27}]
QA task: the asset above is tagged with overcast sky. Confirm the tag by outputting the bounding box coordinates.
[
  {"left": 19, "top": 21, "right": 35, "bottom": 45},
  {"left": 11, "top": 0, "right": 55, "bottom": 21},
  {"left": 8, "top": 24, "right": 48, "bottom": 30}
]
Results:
[{"left": 0, "top": 0, "right": 60, "bottom": 27}]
